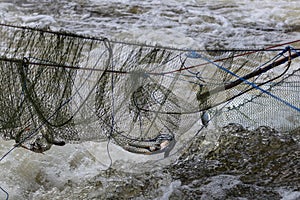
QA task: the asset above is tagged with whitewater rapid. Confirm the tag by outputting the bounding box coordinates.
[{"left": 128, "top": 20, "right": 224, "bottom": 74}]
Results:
[{"left": 0, "top": 0, "right": 299, "bottom": 199}]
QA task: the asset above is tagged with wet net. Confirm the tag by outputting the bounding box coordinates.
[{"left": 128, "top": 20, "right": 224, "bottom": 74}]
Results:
[{"left": 0, "top": 24, "right": 299, "bottom": 158}]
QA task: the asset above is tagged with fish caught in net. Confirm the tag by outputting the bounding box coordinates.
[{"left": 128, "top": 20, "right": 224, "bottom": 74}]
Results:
[{"left": 0, "top": 23, "right": 299, "bottom": 157}]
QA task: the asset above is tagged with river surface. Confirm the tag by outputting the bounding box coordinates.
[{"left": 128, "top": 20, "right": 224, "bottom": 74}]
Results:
[{"left": 0, "top": 0, "right": 300, "bottom": 199}]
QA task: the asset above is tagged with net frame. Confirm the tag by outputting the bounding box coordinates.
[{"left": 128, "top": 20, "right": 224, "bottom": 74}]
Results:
[{"left": 0, "top": 23, "right": 299, "bottom": 158}]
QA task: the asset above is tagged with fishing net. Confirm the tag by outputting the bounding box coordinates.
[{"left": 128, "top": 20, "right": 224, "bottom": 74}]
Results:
[{"left": 0, "top": 24, "right": 299, "bottom": 156}]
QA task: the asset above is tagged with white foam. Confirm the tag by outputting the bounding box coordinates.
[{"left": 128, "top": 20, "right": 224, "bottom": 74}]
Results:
[
  {"left": 278, "top": 188, "right": 300, "bottom": 200},
  {"left": 21, "top": 15, "right": 56, "bottom": 25},
  {"left": 155, "top": 180, "right": 181, "bottom": 200}
]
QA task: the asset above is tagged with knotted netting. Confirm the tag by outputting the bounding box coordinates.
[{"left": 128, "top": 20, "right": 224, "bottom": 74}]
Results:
[{"left": 0, "top": 24, "right": 299, "bottom": 156}]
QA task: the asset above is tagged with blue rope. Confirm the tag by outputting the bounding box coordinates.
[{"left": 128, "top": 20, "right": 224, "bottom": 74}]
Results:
[{"left": 198, "top": 48, "right": 300, "bottom": 113}]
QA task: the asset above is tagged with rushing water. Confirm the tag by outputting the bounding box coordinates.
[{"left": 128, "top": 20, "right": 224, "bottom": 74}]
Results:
[{"left": 0, "top": 0, "right": 300, "bottom": 199}]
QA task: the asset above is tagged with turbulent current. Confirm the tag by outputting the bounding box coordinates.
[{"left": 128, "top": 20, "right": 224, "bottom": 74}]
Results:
[{"left": 0, "top": 0, "right": 300, "bottom": 199}]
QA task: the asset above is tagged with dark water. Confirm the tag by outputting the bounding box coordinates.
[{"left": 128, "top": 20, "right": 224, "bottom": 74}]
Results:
[
  {"left": 169, "top": 124, "right": 300, "bottom": 199},
  {"left": 36, "top": 124, "right": 298, "bottom": 199},
  {"left": 99, "top": 124, "right": 300, "bottom": 199}
]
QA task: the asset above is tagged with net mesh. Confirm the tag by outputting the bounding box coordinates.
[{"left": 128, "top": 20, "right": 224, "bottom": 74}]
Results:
[{"left": 0, "top": 24, "right": 299, "bottom": 155}]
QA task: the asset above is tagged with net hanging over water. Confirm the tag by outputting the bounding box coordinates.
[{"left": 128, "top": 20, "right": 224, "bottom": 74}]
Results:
[{"left": 0, "top": 24, "right": 299, "bottom": 157}]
